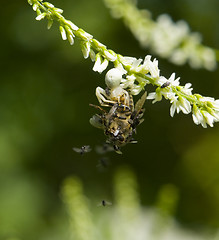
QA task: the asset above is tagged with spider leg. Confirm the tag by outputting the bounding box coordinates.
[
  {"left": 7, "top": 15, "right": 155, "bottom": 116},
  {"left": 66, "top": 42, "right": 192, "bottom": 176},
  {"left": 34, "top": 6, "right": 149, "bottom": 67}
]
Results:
[{"left": 96, "top": 87, "right": 117, "bottom": 107}]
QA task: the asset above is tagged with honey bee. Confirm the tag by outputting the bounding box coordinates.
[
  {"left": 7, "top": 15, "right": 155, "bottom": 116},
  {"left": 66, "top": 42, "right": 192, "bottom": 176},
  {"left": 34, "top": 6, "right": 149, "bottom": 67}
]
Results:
[{"left": 90, "top": 92, "right": 147, "bottom": 154}]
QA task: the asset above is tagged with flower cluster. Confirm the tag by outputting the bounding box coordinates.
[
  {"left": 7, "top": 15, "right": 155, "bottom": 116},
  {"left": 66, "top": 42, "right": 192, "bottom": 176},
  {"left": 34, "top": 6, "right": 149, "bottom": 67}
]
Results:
[
  {"left": 28, "top": 0, "right": 219, "bottom": 128},
  {"left": 147, "top": 73, "right": 219, "bottom": 128},
  {"left": 104, "top": 0, "right": 217, "bottom": 71}
]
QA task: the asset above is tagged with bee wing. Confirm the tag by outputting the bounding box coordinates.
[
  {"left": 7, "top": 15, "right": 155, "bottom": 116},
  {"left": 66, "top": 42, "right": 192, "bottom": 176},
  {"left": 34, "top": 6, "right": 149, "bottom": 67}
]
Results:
[
  {"left": 90, "top": 114, "right": 104, "bottom": 129},
  {"left": 130, "top": 91, "right": 146, "bottom": 121},
  {"left": 134, "top": 91, "right": 147, "bottom": 115}
]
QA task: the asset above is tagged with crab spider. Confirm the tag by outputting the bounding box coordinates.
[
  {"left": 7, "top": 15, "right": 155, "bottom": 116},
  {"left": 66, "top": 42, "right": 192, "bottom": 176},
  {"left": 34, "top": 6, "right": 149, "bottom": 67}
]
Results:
[{"left": 96, "top": 68, "right": 130, "bottom": 107}]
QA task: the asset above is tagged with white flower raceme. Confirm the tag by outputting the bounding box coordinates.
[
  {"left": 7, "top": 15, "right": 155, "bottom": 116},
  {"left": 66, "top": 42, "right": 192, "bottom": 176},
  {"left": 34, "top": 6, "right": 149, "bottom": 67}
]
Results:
[
  {"left": 151, "top": 14, "right": 189, "bottom": 58},
  {"left": 104, "top": 0, "right": 217, "bottom": 70},
  {"left": 28, "top": 0, "right": 219, "bottom": 128},
  {"left": 121, "top": 55, "right": 160, "bottom": 79},
  {"left": 191, "top": 96, "right": 219, "bottom": 128}
]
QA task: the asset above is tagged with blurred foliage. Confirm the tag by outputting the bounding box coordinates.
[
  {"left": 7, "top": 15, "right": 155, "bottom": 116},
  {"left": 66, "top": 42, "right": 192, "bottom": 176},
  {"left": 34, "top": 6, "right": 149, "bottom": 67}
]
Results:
[
  {"left": 61, "top": 167, "right": 213, "bottom": 240},
  {"left": 1, "top": 0, "right": 219, "bottom": 239}
]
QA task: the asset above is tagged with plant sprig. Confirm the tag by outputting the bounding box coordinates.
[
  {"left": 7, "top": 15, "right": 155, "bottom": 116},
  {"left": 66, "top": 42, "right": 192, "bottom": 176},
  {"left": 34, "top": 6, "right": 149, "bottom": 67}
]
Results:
[
  {"left": 28, "top": 0, "right": 219, "bottom": 128},
  {"left": 104, "top": 0, "right": 217, "bottom": 71}
]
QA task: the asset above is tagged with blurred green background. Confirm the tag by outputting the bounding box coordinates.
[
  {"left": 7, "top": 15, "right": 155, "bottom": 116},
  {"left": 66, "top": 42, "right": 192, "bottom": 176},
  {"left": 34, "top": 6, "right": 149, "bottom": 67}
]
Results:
[{"left": 1, "top": 0, "right": 219, "bottom": 239}]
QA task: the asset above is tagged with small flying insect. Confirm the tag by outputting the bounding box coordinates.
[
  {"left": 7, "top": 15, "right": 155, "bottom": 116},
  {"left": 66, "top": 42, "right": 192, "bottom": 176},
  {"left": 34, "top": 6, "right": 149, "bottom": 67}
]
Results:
[
  {"left": 96, "top": 157, "right": 110, "bottom": 171},
  {"left": 72, "top": 145, "right": 92, "bottom": 155},
  {"left": 98, "top": 200, "right": 112, "bottom": 207},
  {"left": 95, "top": 143, "right": 114, "bottom": 154},
  {"left": 161, "top": 81, "right": 170, "bottom": 88}
]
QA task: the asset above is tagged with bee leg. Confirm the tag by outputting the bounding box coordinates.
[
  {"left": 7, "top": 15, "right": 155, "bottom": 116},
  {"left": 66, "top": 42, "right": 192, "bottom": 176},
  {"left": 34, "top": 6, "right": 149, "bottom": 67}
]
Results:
[
  {"left": 89, "top": 103, "right": 107, "bottom": 113},
  {"left": 113, "top": 145, "right": 122, "bottom": 154},
  {"left": 130, "top": 138, "right": 138, "bottom": 144},
  {"left": 123, "top": 90, "right": 130, "bottom": 107}
]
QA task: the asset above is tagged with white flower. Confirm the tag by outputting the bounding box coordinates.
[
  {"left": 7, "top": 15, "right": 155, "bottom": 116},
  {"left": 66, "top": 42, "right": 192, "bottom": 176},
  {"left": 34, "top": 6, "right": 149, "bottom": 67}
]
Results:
[
  {"left": 32, "top": 3, "right": 38, "bottom": 11},
  {"left": 147, "top": 92, "right": 157, "bottom": 101},
  {"left": 104, "top": 50, "right": 117, "bottom": 62},
  {"left": 28, "top": 0, "right": 33, "bottom": 5},
  {"left": 81, "top": 41, "right": 91, "bottom": 59},
  {"left": 168, "top": 73, "right": 180, "bottom": 86},
  {"left": 93, "top": 55, "right": 109, "bottom": 73},
  {"left": 151, "top": 14, "right": 189, "bottom": 57},
  {"left": 65, "top": 20, "right": 79, "bottom": 31},
  {"left": 199, "top": 96, "right": 219, "bottom": 111},
  {"left": 170, "top": 49, "right": 187, "bottom": 65},
  {"left": 181, "top": 83, "right": 193, "bottom": 95},
  {"left": 122, "top": 56, "right": 142, "bottom": 67},
  {"left": 36, "top": 13, "right": 46, "bottom": 21},
  {"left": 99, "top": 59, "right": 109, "bottom": 73},
  {"left": 170, "top": 98, "right": 180, "bottom": 117},
  {"left": 67, "top": 34, "right": 74, "bottom": 45},
  {"left": 192, "top": 97, "right": 219, "bottom": 128},
  {"left": 147, "top": 74, "right": 178, "bottom": 103},
  {"left": 92, "top": 39, "right": 106, "bottom": 49},
  {"left": 114, "top": 62, "right": 127, "bottom": 75},
  {"left": 155, "top": 76, "right": 167, "bottom": 86},
  {"left": 54, "top": 8, "right": 63, "bottom": 14},
  {"left": 130, "top": 84, "right": 142, "bottom": 95},
  {"left": 192, "top": 104, "right": 205, "bottom": 127},
  {"left": 147, "top": 88, "right": 163, "bottom": 103},
  {"left": 47, "top": 19, "right": 53, "bottom": 30},
  {"left": 202, "top": 111, "right": 216, "bottom": 127},
  {"left": 211, "top": 99, "right": 219, "bottom": 110},
  {"left": 44, "top": 2, "right": 54, "bottom": 8},
  {"left": 121, "top": 74, "right": 135, "bottom": 88},
  {"left": 65, "top": 26, "right": 75, "bottom": 45},
  {"left": 79, "top": 30, "right": 93, "bottom": 41},
  {"left": 202, "top": 47, "right": 217, "bottom": 71},
  {"left": 178, "top": 96, "right": 191, "bottom": 114},
  {"left": 170, "top": 96, "right": 191, "bottom": 117},
  {"left": 142, "top": 55, "right": 160, "bottom": 78},
  {"left": 59, "top": 26, "right": 67, "bottom": 40}
]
